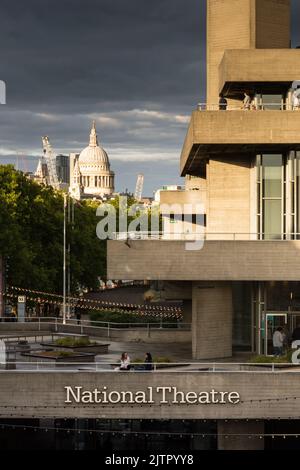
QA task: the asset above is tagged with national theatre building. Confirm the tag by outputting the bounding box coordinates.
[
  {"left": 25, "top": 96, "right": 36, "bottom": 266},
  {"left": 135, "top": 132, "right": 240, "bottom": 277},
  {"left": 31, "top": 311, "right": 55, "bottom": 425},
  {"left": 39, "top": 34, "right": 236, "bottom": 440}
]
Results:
[
  {"left": 109, "top": 0, "right": 300, "bottom": 361},
  {"left": 2, "top": 0, "right": 300, "bottom": 453}
]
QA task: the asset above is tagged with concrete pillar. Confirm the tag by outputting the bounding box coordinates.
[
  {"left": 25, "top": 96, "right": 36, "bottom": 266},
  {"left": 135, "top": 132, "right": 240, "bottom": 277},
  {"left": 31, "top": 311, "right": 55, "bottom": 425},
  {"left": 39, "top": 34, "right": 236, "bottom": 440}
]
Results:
[
  {"left": 192, "top": 282, "right": 233, "bottom": 359},
  {"left": 218, "top": 421, "right": 264, "bottom": 450}
]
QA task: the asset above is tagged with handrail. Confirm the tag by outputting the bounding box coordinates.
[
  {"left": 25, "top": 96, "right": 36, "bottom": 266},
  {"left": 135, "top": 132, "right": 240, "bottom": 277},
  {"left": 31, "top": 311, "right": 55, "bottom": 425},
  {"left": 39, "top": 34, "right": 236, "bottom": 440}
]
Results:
[
  {"left": 0, "top": 361, "right": 299, "bottom": 373},
  {"left": 0, "top": 316, "right": 191, "bottom": 330},
  {"left": 112, "top": 231, "right": 300, "bottom": 241},
  {"left": 196, "top": 102, "right": 295, "bottom": 111}
]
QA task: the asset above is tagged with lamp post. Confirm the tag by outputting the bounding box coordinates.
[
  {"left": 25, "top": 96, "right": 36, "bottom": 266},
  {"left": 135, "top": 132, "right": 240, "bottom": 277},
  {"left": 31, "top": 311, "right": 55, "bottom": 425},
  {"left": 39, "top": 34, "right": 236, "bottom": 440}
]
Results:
[{"left": 63, "top": 193, "right": 67, "bottom": 325}]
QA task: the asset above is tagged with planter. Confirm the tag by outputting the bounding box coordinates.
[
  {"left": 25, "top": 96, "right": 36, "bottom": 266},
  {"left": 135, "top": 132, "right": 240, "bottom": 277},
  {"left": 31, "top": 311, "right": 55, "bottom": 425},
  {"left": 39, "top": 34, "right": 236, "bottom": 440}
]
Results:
[
  {"left": 21, "top": 350, "right": 96, "bottom": 366},
  {"left": 40, "top": 342, "right": 110, "bottom": 354},
  {"left": 241, "top": 364, "right": 295, "bottom": 371}
]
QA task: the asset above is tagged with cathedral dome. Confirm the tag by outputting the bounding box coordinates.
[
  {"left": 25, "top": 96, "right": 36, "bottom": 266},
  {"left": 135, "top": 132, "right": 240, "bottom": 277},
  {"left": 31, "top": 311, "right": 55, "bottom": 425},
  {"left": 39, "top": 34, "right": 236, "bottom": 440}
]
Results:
[
  {"left": 79, "top": 121, "right": 110, "bottom": 168},
  {"left": 70, "top": 120, "right": 115, "bottom": 200}
]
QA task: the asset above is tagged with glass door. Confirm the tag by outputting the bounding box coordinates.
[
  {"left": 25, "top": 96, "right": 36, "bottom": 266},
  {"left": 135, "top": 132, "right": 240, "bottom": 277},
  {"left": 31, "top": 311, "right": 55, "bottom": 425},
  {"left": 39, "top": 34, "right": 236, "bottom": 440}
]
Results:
[{"left": 265, "top": 313, "right": 287, "bottom": 356}]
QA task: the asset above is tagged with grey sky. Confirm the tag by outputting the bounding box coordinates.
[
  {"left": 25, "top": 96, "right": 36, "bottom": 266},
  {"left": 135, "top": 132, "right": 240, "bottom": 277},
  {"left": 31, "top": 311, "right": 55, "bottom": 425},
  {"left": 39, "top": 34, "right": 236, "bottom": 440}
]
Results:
[{"left": 0, "top": 0, "right": 299, "bottom": 195}]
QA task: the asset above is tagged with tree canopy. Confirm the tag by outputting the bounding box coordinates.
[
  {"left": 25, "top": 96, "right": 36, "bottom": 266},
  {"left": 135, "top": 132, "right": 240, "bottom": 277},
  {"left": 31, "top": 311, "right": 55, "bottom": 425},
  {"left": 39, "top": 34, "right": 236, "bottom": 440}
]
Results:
[{"left": 0, "top": 165, "right": 106, "bottom": 294}]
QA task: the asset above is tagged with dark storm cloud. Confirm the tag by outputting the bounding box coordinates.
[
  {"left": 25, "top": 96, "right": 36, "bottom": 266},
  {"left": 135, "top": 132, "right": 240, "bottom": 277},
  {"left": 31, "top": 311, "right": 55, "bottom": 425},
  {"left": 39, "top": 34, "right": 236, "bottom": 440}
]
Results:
[
  {"left": 0, "top": 0, "right": 205, "bottom": 194},
  {"left": 0, "top": 0, "right": 298, "bottom": 194},
  {"left": 0, "top": 0, "right": 203, "bottom": 109}
]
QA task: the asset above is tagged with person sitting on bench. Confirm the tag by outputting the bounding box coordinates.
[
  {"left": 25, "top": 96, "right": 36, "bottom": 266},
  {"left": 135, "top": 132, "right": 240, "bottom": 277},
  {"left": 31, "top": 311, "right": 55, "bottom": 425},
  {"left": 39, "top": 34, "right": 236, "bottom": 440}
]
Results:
[{"left": 115, "top": 352, "right": 131, "bottom": 371}]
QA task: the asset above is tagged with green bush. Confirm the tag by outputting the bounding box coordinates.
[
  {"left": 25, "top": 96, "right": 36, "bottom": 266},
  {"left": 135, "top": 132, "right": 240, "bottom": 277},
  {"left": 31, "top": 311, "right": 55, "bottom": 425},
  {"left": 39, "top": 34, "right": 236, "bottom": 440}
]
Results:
[
  {"left": 89, "top": 310, "right": 179, "bottom": 326},
  {"left": 54, "top": 337, "right": 96, "bottom": 347},
  {"left": 41, "top": 350, "right": 73, "bottom": 358},
  {"left": 249, "top": 350, "right": 293, "bottom": 364}
]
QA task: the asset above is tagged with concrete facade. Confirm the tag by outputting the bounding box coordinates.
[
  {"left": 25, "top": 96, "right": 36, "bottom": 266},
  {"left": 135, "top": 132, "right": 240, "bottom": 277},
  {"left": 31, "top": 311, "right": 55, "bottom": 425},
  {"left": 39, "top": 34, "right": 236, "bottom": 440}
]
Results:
[
  {"left": 207, "top": 0, "right": 290, "bottom": 104},
  {"left": 1, "top": 371, "right": 300, "bottom": 420},
  {"left": 180, "top": 110, "right": 300, "bottom": 176},
  {"left": 192, "top": 282, "right": 233, "bottom": 359},
  {"left": 219, "top": 49, "right": 300, "bottom": 97},
  {"left": 108, "top": 240, "right": 300, "bottom": 281},
  {"left": 207, "top": 156, "right": 251, "bottom": 234},
  {"left": 107, "top": 0, "right": 300, "bottom": 364}
]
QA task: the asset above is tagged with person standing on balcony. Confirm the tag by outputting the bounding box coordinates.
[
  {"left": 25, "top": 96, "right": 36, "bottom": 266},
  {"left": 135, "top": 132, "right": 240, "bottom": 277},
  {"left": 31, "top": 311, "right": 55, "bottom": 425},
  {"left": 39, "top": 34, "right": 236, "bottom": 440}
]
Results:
[
  {"left": 242, "top": 92, "right": 251, "bottom": 110},
  {"left": 292, "top": 87, "right": 300, "bottom": 110},
  {"left": 273, "top": 327, "right": 284, "bottom": 357},
  {"left": 219, "top": 93, "right": 227, "bottom": 110}
]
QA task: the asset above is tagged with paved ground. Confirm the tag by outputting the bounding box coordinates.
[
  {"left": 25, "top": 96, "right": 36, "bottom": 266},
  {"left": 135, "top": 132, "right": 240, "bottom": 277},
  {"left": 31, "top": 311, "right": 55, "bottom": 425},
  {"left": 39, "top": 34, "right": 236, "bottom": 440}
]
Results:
[{"left": 4, "top": 333, "right": 253, "bottom": 366}]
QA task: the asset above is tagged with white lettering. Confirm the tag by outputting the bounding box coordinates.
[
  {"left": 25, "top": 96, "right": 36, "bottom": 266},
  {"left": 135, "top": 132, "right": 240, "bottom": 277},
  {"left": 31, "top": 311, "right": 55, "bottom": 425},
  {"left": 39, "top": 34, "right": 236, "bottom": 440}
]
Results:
[
  {"left": 65, "top": 386, "right": 82, "bottom": 403},
  {"left": 64, "top": 386, "right": 241, "bottom": 405}
]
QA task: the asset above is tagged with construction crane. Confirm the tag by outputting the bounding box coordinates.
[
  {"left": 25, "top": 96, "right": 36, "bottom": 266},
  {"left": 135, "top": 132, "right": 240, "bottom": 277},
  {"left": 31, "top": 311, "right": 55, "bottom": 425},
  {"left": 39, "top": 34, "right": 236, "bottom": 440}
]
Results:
[
  {"left": 134, "top": 174, "right": 144, "bottom": 201},
  {"left": 42, "top": 136, "right": 59, "bottom": 189}
]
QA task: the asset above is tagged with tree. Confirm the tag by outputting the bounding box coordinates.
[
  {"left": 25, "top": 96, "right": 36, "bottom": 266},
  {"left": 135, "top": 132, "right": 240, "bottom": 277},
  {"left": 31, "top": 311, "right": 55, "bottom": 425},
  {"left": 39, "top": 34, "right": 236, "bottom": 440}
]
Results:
[{"left": 0, "top": 165, "right": 106, "bottom": 294}]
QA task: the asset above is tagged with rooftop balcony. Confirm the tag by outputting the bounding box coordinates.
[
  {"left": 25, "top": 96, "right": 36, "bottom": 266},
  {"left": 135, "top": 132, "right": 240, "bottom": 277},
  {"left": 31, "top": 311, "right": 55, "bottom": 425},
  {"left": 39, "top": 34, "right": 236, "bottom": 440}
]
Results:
[
  {"left": 108, "top": 232, "right": 300, "bottom": 282},
  {"left": 180, "top": 108, "right": 300, "bottom": 176},
  {"left": 219, "top": 49, "right": 300, "bottom": 98}
]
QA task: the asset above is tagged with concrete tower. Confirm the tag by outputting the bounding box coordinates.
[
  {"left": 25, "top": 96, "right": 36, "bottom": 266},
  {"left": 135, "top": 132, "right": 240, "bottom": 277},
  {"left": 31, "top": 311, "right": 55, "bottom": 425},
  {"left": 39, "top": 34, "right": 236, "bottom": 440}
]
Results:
[{"left": 206, "top": 0, "right": 291, "bottom": 104}]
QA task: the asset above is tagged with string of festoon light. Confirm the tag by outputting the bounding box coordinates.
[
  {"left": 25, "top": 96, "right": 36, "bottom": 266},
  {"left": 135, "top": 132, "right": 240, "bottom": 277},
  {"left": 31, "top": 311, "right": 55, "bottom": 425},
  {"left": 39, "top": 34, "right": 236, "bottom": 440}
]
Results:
[
  {"left": 0, "top": 421, "right": 300, "bottom": 440},
  {"left": 4, "top": 286, "right": 183, "bottom": 320}
]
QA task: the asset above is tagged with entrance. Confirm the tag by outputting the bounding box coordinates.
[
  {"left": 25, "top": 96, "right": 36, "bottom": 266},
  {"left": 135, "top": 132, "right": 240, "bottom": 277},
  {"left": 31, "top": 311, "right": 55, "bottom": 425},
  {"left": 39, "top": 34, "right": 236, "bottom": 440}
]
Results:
[
  {"left": 265, "top": 313, "right": 287, "bottom": 356},
  {"left": 290, "top": 314, "right": 300, "bottom": 333}
]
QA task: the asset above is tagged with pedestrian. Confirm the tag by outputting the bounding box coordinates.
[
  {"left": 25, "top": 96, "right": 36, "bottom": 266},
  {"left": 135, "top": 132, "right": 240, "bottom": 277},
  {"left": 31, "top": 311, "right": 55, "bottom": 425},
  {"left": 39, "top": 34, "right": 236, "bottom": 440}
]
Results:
[
  {"left": 75, "top": 300, "right": 82, "bottom": 325},
  {"left": 219, "top": 93, "right": 227, "bottom": 111},
  {"left": 144, "top": 352, "right": 153, "bottom": 371},
  {"left": 292, "top": 87, "right": 300, "bottom": 110},
  {"left": 54, "top": 304, "right": 60, "bottom": 318},
  {"left": 273, "top": 327, "right": 284, "bottom": 357},
  {"left": 243, "top": 92, "right": 251, "bottom": 110},
  {"left": 115, "top": 352, "right": 131, "bottom": 371}
]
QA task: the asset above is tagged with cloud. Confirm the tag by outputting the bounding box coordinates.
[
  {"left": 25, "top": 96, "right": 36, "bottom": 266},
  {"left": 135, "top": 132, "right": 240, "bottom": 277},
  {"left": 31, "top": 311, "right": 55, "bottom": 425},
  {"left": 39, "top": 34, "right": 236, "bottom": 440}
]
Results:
[{"left": 0, "top": 0, "right": 298, "bottom": 193}]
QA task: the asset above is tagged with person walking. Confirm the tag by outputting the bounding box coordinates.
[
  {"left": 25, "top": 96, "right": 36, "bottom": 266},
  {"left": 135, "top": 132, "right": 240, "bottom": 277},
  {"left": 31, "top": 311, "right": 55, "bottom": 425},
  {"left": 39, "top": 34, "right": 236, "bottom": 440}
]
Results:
[{"left": 273, "top": 327, "right": 284, "bottom": 357}]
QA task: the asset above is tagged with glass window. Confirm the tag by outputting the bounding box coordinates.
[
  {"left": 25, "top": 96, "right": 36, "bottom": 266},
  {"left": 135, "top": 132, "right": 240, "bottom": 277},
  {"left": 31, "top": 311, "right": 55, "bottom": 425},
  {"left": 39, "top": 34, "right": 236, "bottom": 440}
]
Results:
[
  {"left": 257, "top": 154, "right": 283, "bottom": 240},
  {"left": 262, "top": 154, "right": 282, "bottom": 197},
  {"left": 263, "top": 200, "right": 282, "bottom": 239},
  {"left": 260, "top": 94, "right": 283, "bottom": 110}
]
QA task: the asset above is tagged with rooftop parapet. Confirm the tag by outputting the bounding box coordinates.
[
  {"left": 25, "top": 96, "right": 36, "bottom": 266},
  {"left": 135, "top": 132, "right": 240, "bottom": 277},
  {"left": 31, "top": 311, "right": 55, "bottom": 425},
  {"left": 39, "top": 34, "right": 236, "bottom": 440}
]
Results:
[{"left": 180, "top": 109, "right": 300, "bottom": 176}]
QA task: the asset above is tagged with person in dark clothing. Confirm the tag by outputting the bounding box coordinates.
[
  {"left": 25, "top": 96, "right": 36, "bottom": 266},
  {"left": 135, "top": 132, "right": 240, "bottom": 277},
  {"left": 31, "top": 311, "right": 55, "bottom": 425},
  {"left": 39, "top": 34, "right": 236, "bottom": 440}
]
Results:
[
  {"left": 292, "top": 325, "right": 300, "bottom": 342},
  {"left": 54, "top": 304, "right": 60, "bottom": 318},
  {"left": 144, "top": 352, "right": 153, "bottom": 371},
  {"left": 219, "top": 93, "right": 227, "bottom": 110},
  {"left": 75, "top": 300, "right": 82, "bottom": 325}
]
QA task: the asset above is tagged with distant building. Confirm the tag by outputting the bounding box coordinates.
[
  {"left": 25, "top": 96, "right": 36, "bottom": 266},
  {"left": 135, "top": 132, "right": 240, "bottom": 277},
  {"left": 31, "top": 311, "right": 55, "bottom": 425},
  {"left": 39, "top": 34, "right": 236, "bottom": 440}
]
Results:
[
  {"left": 33, "top": 158, "right": 48, "bottom": 185},
  {"left": 56, "top": 154, "right": 69, "bottom": 185},
  {"left": 153, "top": 185, "right": 184, "bottom": 204},
  {"left": 69, "top": 121, "right": 115, "bottom": 200},
  {"left": 33, "top": 154, "right": 69, "bottom": 187}
]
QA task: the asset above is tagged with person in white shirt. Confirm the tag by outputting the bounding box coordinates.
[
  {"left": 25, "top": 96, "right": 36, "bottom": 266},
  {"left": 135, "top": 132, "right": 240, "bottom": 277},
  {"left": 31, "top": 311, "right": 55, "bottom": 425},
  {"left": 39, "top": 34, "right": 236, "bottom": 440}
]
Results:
[
  {"left": 115, "top": 352, "right": 131, "bottom": 371},
  {"left": 243, "top": 92, "right": 252, "bottom": 110},
  {"left": 292, "top": 88, "right": 300, "bottom": 110},
  {"left": 273, "top": 327, "right": 284, "bottom": 357}
]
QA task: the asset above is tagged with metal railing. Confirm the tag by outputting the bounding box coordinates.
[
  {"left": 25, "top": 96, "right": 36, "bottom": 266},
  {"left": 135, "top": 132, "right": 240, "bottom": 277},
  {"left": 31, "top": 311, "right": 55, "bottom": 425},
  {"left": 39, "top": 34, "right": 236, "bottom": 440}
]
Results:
[
  {"left": 196, "top": 102, "right": 298, "bottom": 111},
  {"left": 0, "top": 361, "right": 299, "bottom": 373},
  {"left": 0, "top": 316, "right": 191, "bottom": 334},
  {"left": 112, "top": 231, "right": 300, "bottom": 241}
]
